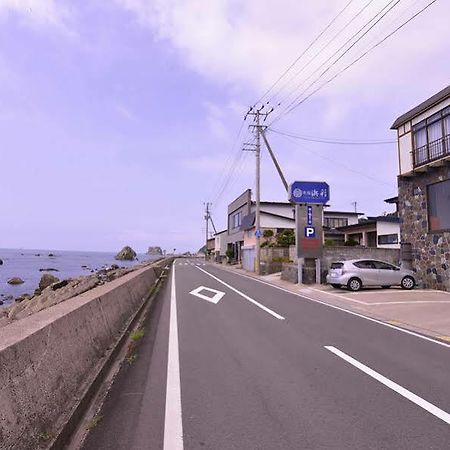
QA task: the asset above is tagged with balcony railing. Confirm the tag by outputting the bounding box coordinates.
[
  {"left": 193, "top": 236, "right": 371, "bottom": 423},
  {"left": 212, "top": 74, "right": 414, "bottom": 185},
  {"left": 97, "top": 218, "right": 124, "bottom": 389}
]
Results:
[{"left": 413, "top": 134, "right": 450, "bottom": 168}]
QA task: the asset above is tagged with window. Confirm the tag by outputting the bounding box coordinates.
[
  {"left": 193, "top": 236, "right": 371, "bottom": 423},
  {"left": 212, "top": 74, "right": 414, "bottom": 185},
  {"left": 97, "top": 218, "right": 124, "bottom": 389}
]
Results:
[
  {"left": 428, "top": 179, "right": 450, "bottom": 231},
  {"left": 324, "top": 217, "right": 349, "bottom": 228},
  {"left": 353, "top": 260, "right": 376, "bottom": 269},
  {"left": 377, "top": 234, "right": 399, "bottom": 245},
  {"left": 232, "top": 212, "right": 242, "bottom": 229},
  {"left": 373, "top": 261, "right": 397, "bottom": 270},
  {"left": 412, "top": 108, "right": 450, "bottom": 165}
]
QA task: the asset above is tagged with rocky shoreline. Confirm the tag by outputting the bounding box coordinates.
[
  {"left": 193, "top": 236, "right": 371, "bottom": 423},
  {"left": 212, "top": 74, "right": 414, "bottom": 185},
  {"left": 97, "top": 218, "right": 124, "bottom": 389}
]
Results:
[{"left": 0, "top": 260, "right": 158, "bottom": 329}]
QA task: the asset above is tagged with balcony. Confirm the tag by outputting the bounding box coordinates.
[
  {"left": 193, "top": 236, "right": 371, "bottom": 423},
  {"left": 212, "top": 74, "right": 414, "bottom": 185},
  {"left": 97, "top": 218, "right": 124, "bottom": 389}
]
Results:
[{"left": 413, "top": 134, "right": 450, "bottom": 168}]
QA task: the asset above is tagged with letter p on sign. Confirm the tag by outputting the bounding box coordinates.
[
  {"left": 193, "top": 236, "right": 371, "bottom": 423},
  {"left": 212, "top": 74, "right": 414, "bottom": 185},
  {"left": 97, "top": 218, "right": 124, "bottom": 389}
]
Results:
[{"left": 305, "top": 226, "right": 316, "bottom": 238}]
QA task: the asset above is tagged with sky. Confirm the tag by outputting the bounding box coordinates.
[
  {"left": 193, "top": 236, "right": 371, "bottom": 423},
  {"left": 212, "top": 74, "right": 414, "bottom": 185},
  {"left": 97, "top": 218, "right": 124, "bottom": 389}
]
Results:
[{"left": 0, "top": 0, "right": 449, "bottom": 253}]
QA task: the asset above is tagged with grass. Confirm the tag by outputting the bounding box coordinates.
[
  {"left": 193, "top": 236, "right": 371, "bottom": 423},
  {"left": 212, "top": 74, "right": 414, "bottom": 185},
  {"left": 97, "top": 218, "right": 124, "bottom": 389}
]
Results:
[
  {"left": 130, "top": 328, "right": 145, "bottom": 342},
  {"left": 127, "top": 354, "right": 138, "bottom": 365},
  {"left": 39, "top": 431, "right": 54, "bottom": 442},
  {"left": 85, "top": 415, "right": 103, "bottom": 430}
]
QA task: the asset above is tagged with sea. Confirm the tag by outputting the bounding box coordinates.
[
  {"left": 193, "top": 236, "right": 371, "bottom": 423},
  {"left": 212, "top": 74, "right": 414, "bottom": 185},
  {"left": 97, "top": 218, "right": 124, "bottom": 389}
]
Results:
[{"left": 0, "top": 248, "right": 160, "bottom": 308}]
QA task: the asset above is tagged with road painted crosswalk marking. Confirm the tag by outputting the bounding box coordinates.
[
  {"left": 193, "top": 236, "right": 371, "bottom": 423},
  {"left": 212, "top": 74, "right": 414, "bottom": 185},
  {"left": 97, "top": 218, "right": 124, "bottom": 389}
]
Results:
[{"left": 325, "top": 346, "right": 450, "bottom": 426}]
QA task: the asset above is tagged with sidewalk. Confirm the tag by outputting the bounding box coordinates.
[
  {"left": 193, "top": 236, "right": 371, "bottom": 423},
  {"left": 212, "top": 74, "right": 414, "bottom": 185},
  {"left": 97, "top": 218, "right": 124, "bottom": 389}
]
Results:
[{"left": 213, "top": 262, "right": 450, "bottom": 343}]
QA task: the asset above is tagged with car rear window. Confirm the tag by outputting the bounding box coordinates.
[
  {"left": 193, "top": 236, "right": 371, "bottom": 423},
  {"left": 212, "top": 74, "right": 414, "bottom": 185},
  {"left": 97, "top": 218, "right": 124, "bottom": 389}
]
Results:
[{"left": 331, "top": 263, "right": 344, "bottom": 269}]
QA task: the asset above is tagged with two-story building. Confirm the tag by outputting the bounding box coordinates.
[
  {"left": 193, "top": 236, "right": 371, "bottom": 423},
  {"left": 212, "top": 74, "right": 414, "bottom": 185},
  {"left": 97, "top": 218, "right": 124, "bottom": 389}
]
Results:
[{"left": 391, "top": 85, "right": 450, "bottom": 290}]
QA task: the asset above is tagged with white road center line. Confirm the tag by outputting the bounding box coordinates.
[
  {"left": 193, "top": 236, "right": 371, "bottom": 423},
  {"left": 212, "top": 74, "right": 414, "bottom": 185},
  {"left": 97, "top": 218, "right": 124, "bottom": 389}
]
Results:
[
  {"left": 224, "top": 269, "right": 450, "bottom": 350},
  {"left": 163, "top": 262, "right": 184, "bottom": 450},
  {"left": 325, "top": 346, "right": 450, "bottom": 425},
  {"left": 194, "top": 265, "right": 285, "bottom": 320}
]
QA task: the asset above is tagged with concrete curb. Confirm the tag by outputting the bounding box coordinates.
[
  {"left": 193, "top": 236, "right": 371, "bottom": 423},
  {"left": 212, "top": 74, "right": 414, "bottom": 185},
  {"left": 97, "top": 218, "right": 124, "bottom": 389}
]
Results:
[{"left": 47, "top": 259, "right": 172, "bottom": 450}]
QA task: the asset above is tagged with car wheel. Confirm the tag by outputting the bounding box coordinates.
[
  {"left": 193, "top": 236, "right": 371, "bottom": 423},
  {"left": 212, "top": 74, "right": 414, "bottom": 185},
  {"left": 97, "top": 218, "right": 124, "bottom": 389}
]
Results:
[
  {"left": 381, "top": 285, "right": 391, "bottom": 289},
  {"left": 401, "top": 276, "right": 415, "bottom": 290},
  {"left": 347, "top": 278, "right": 362, "bottom": 292},
  {"left": 331, "top": 284, "right": 341, "bottom": 289}
]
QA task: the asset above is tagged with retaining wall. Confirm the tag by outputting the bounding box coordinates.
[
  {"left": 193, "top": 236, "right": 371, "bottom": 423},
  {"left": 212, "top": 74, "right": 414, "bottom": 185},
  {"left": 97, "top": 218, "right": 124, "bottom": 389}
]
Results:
[
  {"left": 0, "top": 261, "right": 165, "bottom": 450},
  {"left": 283, "top": 247, "right": 401, "bottom": 284}
]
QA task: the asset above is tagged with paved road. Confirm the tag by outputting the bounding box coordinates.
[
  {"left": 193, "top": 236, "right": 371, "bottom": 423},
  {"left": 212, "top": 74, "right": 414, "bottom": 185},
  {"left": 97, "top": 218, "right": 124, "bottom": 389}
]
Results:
[{"left": 83, "top": 259, "right": 450, "bottom": 450}]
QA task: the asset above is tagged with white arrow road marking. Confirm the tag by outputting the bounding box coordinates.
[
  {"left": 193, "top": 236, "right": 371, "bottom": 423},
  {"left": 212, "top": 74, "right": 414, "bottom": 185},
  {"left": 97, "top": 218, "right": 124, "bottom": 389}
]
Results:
[
  {"left": 325, "top": 346, "right": 450, "bottom": 425},
  {"left": 189, "top": 286, "right": 225, "bottom": 304},
  {"left": 194, "top": 266, "right": 285, "bottom": 320},
  {"left": 164, "top": 262, "right": 183, "bottom": 450}
]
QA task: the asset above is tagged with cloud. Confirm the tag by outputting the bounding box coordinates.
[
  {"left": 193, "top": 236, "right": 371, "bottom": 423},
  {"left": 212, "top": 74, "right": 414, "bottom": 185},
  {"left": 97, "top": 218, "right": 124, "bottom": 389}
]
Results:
[
  {"left": 114, "top": 0, "right": 450, "bottom": 126},
  {"left": 0, "top": 0, "right": 72, "bottom": 31},
  {"left": 114, "top": 103, "right": 138, "bottom": 121}
]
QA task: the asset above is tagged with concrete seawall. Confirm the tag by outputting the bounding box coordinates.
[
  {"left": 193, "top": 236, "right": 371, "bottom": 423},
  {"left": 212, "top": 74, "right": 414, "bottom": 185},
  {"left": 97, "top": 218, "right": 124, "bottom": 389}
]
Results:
[{"left": 0, "top": 260, "right": 167, "bottom": 450}]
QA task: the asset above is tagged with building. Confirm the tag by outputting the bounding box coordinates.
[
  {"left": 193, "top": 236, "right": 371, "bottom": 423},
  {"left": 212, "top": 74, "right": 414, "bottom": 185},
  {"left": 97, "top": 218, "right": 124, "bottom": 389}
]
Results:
[
  {"left": 391, "top": 85, "right": 450, "bottom": 290},
  {"left": 213, "top": 230, "right": 228, "bottom": 261},
  {"left": 225, "top": 189, "right": 361, "bottom": 261},
  {"left": 337, "top": 216, "right": 400, "bottom": 249}
]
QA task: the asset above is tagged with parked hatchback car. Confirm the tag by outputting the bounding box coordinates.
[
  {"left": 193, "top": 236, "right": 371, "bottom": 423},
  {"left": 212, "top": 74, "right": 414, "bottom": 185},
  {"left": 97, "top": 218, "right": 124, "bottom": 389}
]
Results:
[{"left": 326, "top": 259, "right": 416, "bottom": 291}]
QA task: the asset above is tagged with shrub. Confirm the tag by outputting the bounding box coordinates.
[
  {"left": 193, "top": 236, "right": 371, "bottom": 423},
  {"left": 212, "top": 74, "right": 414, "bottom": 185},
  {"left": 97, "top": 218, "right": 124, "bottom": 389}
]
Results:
[
  {"left": 324, "top": 239, "right": 336, "bottom": 247},
  {"left": 344, "top": 239, "right": 359, "bottom": 247},
  {"left": 225, "top": 249, "right": 234, "bottom": 259},
  {"left": 276, "top": 229, "right": 295, "bottom": 247},
  {"left": 263, "top": 229, "right": 274, "bottom": 238}
]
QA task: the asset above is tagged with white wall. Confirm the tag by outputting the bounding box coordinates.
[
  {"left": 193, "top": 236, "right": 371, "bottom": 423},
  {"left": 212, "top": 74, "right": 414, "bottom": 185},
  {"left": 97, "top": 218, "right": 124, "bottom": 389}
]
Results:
[
  {"left": 376, "top": 221, "right": 400, "bottom": 249},
  {"left": 257, "top": 203, "right": 294, "bottom": 218},
  {"left": 261, "top": 214, "right": 295, "bottom": 229},
  {"left": 399, "top": 132, "right": 413, "bottom": 175}
]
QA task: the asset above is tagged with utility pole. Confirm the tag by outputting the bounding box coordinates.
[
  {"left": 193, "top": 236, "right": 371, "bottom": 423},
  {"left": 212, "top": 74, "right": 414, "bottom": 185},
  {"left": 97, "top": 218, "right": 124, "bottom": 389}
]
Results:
[
  {"left": 204, "top": 202, "right": 211, "bottom": 261},
  {"left": 351, "top": 201, "right": 357, "bottom": 213},
  {"left": 244, "top": 104, "right": 273, "bottom": 275}
]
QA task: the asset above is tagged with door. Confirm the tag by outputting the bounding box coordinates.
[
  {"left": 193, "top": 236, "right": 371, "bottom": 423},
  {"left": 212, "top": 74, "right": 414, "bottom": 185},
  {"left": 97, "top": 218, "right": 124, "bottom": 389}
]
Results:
[
  {"left": 373, "top": 261, "right": 402, "bottom": 286},
  {"left": 352, "top": 260, "right": 379, "bottom": 286}
]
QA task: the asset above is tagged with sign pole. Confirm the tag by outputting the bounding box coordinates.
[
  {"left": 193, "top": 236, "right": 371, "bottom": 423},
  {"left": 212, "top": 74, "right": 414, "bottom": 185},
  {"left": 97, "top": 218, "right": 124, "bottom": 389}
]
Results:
[{"left": 295, "top": 204, "right": 303, "bottom": 284}]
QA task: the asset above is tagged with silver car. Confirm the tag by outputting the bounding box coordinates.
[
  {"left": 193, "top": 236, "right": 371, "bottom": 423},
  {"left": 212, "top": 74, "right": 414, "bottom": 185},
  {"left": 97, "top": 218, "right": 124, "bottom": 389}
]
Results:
[{"left": 326, "top": 259, "right": 416, "bottom": 291}]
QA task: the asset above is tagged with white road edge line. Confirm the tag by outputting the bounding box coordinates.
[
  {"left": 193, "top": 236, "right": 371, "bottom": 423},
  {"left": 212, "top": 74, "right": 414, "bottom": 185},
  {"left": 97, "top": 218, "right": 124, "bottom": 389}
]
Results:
[
  {"left": 194, "top": 265, "right": 285, "bottom": 320},
  {"left": 325, "top": 345, "right": 450, "bottom": 425},
  {"left": 163, "top": 261, "right": 184, "bottom": 450},
  {"left": 216, "top": 268, "right": 450, "bottom": 350}
]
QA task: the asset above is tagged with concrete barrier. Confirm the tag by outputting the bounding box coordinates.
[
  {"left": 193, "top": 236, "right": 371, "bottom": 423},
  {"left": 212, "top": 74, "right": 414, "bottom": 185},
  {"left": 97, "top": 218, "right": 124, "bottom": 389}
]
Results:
[{"left": 0, "top": 261, "right": 166, "bottom": 450}]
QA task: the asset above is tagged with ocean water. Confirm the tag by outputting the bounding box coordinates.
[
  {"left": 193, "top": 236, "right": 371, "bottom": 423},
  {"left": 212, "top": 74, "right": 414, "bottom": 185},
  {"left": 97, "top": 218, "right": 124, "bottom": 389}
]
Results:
[{"left": 0, "top": 248, "right": 160, "bottom": 307}]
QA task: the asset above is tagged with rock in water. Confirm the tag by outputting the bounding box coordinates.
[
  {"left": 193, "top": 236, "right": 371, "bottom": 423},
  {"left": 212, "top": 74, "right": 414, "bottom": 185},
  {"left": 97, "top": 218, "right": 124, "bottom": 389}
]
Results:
[
  {"left": 115, "top": 246, "right": 137, "bottom": 261},
  {"left": 7, "top": 277, "right": 24, "bottom": 285},
  {"left": 39, "top": 274, "right": 60, "bottom": 290},
  {"left": 147, "top": 246, "right": 163, "bottom": 256}
]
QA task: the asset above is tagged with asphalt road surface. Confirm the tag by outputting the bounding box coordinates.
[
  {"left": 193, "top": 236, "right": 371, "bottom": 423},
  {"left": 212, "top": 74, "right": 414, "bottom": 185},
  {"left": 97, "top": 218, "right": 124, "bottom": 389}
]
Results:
[{"left": 82, "top": 259, "right": 450, "bottom": 450}]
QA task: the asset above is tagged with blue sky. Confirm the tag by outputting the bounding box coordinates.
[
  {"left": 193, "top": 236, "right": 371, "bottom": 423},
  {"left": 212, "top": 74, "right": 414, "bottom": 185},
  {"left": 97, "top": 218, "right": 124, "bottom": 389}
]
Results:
[{"left": 0, "top": 0, "right": 449, "bottom": 252}]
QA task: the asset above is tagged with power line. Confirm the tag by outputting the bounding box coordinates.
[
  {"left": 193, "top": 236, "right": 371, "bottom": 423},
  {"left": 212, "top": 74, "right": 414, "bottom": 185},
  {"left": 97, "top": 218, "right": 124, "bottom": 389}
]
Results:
[
  {"left": 254, "top": 0, "right": 356, "bottom": 105},
  {"left": 272, "top": 0, "right": 377, "bottom": 105},
  {"left": 278, "top": 133, "right": 395, "bottom": 188},
  {"left": 209, "top": 120, "right": 246, "bottom": 204},
  {"left": 268, "top": 128, "right": 396, "bottom": 145},
  {"left": 273, "top": 0, "right": 438, "bottom": 123},
  {"left": 274, "top": 0, "right": 402, "bottom": 122}
]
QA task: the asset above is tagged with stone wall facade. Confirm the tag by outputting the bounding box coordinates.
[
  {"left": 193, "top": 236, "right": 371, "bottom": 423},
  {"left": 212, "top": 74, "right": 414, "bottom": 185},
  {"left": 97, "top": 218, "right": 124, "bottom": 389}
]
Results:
[{"left": 398, "top": 165, "right": 450, "bottom": 291}]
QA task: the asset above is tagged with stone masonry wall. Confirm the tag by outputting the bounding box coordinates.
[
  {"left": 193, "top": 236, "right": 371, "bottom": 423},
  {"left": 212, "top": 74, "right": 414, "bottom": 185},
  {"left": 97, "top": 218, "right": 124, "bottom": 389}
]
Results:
[{"left": 398, "top": 165, "right": 450, "bottom": 291}]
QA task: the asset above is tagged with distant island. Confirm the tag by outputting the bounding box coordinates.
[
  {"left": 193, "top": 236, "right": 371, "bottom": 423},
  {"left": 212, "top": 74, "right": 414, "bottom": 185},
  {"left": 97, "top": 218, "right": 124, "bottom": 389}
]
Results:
[
  {"left": 147, "top": 246, "right": 163, "bottom": 256},
  {"left": 115, "top": 246, "right": 137, "bottom": 261}
]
